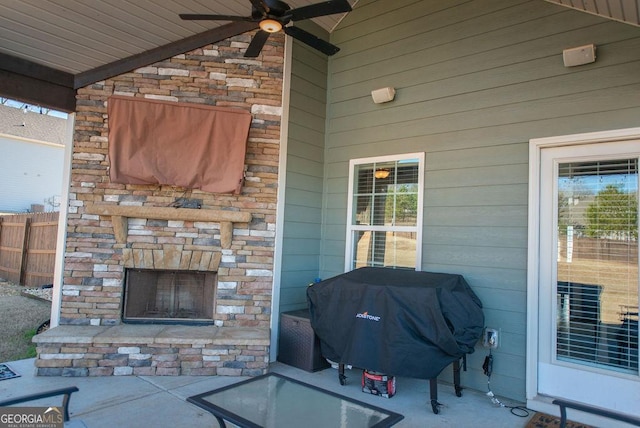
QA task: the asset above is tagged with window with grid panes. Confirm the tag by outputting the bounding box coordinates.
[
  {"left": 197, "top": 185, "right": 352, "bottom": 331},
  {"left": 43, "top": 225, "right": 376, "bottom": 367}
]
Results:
[{"left": 345, "top": 153, "right": 424, "bottom": 271}]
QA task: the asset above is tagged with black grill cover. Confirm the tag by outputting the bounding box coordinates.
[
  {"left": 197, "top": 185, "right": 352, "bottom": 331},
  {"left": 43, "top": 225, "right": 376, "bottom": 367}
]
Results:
[{"left": 307, "top": 267, "right": 484, "bottom": 379}]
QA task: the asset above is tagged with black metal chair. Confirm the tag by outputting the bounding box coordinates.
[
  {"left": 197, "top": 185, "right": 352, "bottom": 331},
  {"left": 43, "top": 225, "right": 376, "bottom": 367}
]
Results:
[
  {"left": 0, "top": 386, "right": 85, "bottom": 427},
  {"left": 553, "top": 398, "right": 640, "bottom": 427}
]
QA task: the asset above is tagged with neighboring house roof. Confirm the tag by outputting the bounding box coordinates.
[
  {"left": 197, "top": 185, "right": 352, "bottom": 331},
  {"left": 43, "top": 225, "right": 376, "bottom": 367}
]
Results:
[{"left": 0, "top": 104, "right": 66, "bottom": 145}]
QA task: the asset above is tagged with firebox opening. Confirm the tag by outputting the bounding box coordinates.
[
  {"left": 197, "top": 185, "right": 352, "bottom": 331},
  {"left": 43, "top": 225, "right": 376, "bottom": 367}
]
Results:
[{"left": 123, "top": 269, "right": 216, "bottom": 325}]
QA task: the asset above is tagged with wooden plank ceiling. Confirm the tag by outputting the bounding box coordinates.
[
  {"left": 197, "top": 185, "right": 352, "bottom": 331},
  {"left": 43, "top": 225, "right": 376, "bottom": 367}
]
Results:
[
  {"left": 0, "top": 0, "right": 353, "bottom": 112},
  {"left": 1, "top": 0, "right": 639, "bottom": 112}
]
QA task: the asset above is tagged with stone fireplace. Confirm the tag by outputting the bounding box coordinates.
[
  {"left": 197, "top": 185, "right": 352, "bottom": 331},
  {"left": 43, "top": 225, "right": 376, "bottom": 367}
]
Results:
[
  {"left": 80, "top": 203, "right": 253, "bottom": 327},
  {"left": 33, "top": 32, "right": 283, "bottom": 377}
]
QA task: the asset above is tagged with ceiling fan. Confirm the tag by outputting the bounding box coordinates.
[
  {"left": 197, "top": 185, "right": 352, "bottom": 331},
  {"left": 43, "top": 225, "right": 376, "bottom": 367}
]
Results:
[{"left": 180, "top": 0, "right": 352, "bottom": 57}]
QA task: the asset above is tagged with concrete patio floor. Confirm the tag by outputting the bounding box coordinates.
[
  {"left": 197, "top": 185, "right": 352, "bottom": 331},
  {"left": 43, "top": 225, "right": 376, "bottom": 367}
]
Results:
[{"left": 0, "top": 358, "right": 535, "bottom": 427}]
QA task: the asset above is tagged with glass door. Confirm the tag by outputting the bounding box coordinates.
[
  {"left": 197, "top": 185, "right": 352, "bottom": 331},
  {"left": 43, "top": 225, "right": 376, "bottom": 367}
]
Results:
[{"left": 538, "top": 141, "right": 639, "bottom": 413}]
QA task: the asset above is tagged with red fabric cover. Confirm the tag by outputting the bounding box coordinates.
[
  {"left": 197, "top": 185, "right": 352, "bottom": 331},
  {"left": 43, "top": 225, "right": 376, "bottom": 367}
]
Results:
[{"left": 107, "top": 96, "right": 252, "bottom": 194}]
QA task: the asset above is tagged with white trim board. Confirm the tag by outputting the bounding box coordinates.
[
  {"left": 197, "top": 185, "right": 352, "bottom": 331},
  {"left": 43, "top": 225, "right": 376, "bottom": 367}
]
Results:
[{"left": 526, "top": 126, "right": 640, "bottom": 424}]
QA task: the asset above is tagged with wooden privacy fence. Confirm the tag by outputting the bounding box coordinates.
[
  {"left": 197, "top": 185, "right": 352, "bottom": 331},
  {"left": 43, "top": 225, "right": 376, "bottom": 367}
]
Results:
[
  {"left": 0, "top": 212, "right": 59, "bottom": 287},
  {"left": 559, "top": 236, "right": 638, "bottom": 263}
]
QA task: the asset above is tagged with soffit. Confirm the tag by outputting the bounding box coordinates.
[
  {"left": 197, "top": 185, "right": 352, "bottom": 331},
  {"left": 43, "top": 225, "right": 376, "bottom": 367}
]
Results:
[
  {"left": 1, "top": 0, "right": 639, "bottom": 112},
  {"left": 2, "top": 1, "right": 638, "bottom": 80},
  {"left": 0, "top": 0, "right": 352, "bottom": 75},
  {"left": 544, "top": 0, "right": 640, "bottom": 26}
]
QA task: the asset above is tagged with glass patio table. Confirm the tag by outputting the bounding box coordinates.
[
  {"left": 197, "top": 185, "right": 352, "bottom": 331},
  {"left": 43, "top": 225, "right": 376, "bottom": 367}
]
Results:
[{"left": 187, "top": 372, "right": 404, "bottom": 428}]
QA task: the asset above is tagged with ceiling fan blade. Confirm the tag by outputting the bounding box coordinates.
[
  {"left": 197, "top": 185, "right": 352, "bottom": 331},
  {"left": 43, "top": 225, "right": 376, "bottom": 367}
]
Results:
[
  {"left": 289, "top": 0, "right": 352, "bottom": 21},
  {"left": 284, "top": 26, "right": 340, "bottom": 56},
  {"left": 244, "top": 30, "right": 271, "bottom": 57},
  {"left": 179, "top": 14, "right": 255, "bottom": 21}
]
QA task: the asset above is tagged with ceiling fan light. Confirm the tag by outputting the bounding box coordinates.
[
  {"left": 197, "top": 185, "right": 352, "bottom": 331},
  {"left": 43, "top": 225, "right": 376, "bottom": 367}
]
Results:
[{"left": 259, "top": 19, "right": 282, "bottom": 33}]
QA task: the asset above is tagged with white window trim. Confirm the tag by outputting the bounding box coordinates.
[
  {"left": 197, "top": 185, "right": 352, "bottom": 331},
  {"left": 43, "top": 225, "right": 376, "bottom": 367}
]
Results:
[
  {"left": 526, "top": 126, "right": 640, "bottom": 413},
  {"left": 345, "top": 152, "right": 425, "bottom": 271}
]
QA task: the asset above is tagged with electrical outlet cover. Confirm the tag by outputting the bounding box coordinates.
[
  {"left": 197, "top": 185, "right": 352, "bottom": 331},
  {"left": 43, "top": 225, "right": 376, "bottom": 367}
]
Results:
[{"left": 483, "top": 328, "right": 498, "bottom": 349}]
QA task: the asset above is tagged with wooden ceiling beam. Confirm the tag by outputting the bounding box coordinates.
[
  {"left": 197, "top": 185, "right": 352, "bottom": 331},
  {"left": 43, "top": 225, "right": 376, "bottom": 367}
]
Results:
[
  {"left": 0, "top": 52, "right": 75, "bottom": 88},
  {"left": 0, "top": 69, "right": 76, "bottom": 113},
  {"left": 0, "top": 53, "right": 76, "bottom": 112},
  {"left": 74, "top": 21, "right": 258, "bottom": 89},
  {"left": 0, "top": 22, "right": 258, "bottom": 111}
]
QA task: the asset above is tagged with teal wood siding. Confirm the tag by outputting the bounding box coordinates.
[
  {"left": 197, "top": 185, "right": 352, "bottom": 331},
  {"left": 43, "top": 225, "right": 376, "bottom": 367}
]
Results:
[
  {"left": 320, "top": 0, "right": 640, "bottom": 400},
  {"left": 279, "top": 22, "right": 329, "bottom": 313}
]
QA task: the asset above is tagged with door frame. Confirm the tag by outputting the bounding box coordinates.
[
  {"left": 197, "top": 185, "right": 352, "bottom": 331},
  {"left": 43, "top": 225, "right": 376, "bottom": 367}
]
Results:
[{"left": 526, "top": 127, "right": 640, "bottom": 417}]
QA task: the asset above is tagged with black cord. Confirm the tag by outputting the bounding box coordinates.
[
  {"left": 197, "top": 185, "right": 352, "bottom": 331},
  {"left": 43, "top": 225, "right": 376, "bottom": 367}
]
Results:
[
  {"left": 508, "top": 405, "right": 531, "bottom": 417},
  {"left": 484, "top": 349, "right": 532, "bottom": 418}
]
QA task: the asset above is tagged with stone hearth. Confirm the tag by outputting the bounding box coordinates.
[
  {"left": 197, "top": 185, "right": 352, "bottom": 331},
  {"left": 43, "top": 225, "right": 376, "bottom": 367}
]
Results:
[{"left": 34, "top": 325, "right": 269, "bottom": 376}]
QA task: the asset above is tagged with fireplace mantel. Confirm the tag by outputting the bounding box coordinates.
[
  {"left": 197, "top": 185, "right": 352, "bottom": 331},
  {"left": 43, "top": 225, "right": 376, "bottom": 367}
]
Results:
[{"left": 86, "top": 205, "right": 252, "bottom": 248}]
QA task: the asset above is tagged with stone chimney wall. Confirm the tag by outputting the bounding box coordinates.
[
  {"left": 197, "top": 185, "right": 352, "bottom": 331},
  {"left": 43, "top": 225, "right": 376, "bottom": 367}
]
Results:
[{"left": 62, "top": 32, "right": 284, "bottom": 328}]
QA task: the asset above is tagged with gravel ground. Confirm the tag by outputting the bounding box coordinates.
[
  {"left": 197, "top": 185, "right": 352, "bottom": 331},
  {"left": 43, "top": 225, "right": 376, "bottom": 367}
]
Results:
[{"left": 0, "top": 279, "right": 52, "bottom": 363}]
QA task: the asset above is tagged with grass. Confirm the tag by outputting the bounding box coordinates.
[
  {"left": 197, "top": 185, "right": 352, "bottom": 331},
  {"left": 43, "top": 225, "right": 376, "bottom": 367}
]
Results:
[
  {"left": 0, "top": 291, "right": 51, "bottom": 363},
  {"left": 22, "top": 328, "right": 38, "bottom": 359},
  {"left": 1, "top": 326, "right": 40, "bottom": 362}
]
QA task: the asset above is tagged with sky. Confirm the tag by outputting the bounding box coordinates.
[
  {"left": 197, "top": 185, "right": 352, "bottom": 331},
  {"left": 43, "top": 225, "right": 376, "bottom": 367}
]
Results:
[{"left": 0, "top": 98, "right": 68, "bottom": 119}]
